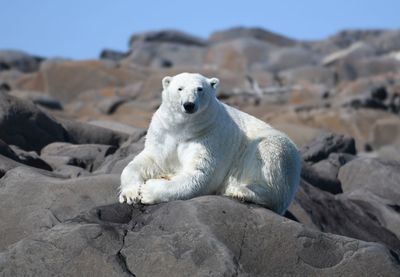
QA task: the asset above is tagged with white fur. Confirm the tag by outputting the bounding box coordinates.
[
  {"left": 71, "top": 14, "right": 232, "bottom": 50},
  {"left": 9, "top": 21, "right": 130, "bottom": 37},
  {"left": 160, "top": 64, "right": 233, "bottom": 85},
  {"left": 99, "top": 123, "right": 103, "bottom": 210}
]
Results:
[{"left": 119, "top": 73, "right": 301, "bottom": 214}]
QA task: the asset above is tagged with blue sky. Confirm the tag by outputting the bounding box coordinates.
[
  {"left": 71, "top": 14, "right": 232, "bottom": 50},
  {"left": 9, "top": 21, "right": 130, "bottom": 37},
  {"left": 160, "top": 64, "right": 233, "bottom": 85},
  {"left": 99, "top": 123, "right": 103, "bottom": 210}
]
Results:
[{"left": 2, "top": 0, "right": 399, "bottom": 59}]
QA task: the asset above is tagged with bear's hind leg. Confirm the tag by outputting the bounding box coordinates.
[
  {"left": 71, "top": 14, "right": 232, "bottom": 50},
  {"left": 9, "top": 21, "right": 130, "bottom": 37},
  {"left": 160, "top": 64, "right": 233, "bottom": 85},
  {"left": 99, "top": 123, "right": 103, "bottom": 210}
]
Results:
[
  {"left": 253, "top": 135, "right": 301, "bottom": 214},
  {"left": 223, "top": 183, "right": 279, "bottom": 211}
]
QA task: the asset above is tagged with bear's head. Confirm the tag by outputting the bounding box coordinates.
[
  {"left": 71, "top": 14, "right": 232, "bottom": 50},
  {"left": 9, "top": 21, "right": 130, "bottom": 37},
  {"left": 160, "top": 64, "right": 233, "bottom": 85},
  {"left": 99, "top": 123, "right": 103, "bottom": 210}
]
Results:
[{"left": 161, "top": 73, "right": 219, "bottom": 115}]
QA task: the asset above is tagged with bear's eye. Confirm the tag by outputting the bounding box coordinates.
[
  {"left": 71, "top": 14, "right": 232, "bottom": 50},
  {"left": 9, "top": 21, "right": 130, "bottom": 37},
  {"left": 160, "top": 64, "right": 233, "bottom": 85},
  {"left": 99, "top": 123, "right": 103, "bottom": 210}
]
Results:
[
  {"left": 178, "top": 87, "right": 183, "bottom": 91},
  {"left": 197, "top": 87, "right": 203, "bottom": 92}
]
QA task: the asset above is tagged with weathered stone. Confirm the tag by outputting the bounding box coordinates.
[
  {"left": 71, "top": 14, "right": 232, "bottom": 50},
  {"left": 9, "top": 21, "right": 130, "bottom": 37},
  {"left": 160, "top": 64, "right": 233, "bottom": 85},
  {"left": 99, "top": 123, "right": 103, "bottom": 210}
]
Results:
[
  {"left": 0, "top": 166, "right": 120, "bottom": 250},
  {"left": 41, "top": 142, "right": 117, "bottom": 171},
  {"left": 0, "top": 93, "right": 68, "bottom": 151},
  {"left": 301, "top": 132, "right": 356, "bottom": 163}
]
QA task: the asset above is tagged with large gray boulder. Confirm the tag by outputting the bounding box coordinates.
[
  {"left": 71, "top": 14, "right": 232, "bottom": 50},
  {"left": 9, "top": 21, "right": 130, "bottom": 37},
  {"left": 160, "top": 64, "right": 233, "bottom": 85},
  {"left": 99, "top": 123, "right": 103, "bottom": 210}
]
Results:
[
  {"left": 0, "top": 221, "right": 131, "bottom": 277},
  {"left": 338, "top": 157, "right": 400, "bottom": 238},
  {"left": 0, "top": 94, "right": 128, "bottom": 152},
  {"left": 0, "top": 166, "right": 120, "bottom": 250},
  {"left": 338, "top": 157, "right": 400, "bottom": 201},
  {"left": 124, "top": 30, "right": 207, "bottom": 68},
  {"left": 292, "top": 180, "right": 400, "bottom": 252},
  {"left": 0, "top": 94, "right": 68, "bottom": 151},
  {"left": 301, "top": 132, "right": 356, "bottom": 163},
  {"left": 1, "top": 197, "right": 399, "bottom": 276},
  {"left": 124, "top": 42, "right": 206, "bottom": 68}
]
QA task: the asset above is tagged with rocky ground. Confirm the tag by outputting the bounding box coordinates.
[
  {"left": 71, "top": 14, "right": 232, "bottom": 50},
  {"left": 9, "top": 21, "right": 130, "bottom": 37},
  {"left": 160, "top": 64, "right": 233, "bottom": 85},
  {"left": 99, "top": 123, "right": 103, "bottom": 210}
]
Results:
[{"left": 1, "top": 27, "right": 400, "bottom": 276}]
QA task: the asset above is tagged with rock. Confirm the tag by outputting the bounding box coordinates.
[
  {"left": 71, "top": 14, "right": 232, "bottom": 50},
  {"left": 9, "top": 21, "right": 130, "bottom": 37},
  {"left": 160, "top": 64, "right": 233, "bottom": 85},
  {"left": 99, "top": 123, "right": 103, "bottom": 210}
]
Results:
[
  {"left": 8, "top": 145, "right": 52, "bottom": 171},
  {"left": 58, "top": 118, "right": 128, "bottom": 147},
  {"left": 95, "top": 133, "right": 145, "bottom": 174},
  {"left": 369, "top": 117, "right": 400, "bottom": 149},
  {"left": 338, "top": 157, "right": 400, "bottom": 239},
  {"left": 267, "top": 47, "right": 316, "bottom": 72},
  {"left": 99, "top": 48, "right": 128, "bottom": 61},
  {"left": 322, "top": 42, "right": 375, "bottom": 66},
  {"left": 124, "top": 30, "right": 207, "bottom": 68},
  {"left": 294, "top": 180, "right": 400, "bottom": 252},
  {"left": 338, "top": 157, "right": 400, "bottom": 201},
  {"left": 267, "top": 107, "right": 400, "bottom": 152},
  {"left": 301, "top": 132, "right": 356, "bottom": 163},
  {"left": 0, "top": 93, "right": 68, "bottom": 151},
  {"left": 209, "top": 27, "right": 296, "bottom": 46},
  {"left": 389, "top": 92, "right": 400, "bottom": 115},
  {"left": 9, "top": 90, "right": 63, "bottom": 110},
  {"left": 41, "top": 142, "right": 117, "bottom": 171},
  {"left": 0, "top": 139, "right": 21, "bottom": 162},
  {"left": 0, "top": 94, "right": 128, "bottom": 152},
  {"left": 337, "top": 56, "right": 400, "bottom": 81},
  {"left": 205, "top": 38, "right": 273, "bottom": 72},
  {"left": 0, "top": 50, "right": 44, "bottom": 73},
  {"left": 279, "top": 65, "right": 336, "bottom": 86},
  {"left": 64, "top": 83, "right": 143, "bottom": 118},
  {"left": 371, "top": 86, "right": 388, "bottom": 101},
  {"left": 52, "top": 164, "right": 91, "bottom": 178},
  {"left": 0, "top": 166, "right": 120, "bottom": 250},
  {"left": 301, "top": 153, "right": 354, "bottom": 194},
  {"left": 307, "top": 29, "right": 384, "bottom": 55},
  {"left": 123, "top": 42, "right": 206, "bottom": 68},
  {"left": 272, "top": 123, "right": 323, "bottom": 148},
  {"left": 2, "top": 197, "right": 400, "bottom": 276},
  {"left": 0, "top": 222, "right": 131, "bottom": 277},
  {"left": 375, "top": 145, "right": 400, "bottom": 161},
  {"left": 129, "top": 30, "right": 207, "bottom": 48},
  {"left": 0, "top": 152, "right": 59, "bottom": 180},
  {"left": 97, "top": 97, "right": 130, "bottom": 114},
  {"left": 354, "top": 56, "right": 400, "bottom": 78},
  {"left": 371, "top": 30, "right": 400, "bottom": 55},
  {"left": 312, "top": 153, "right": 354, "bottom": 180},
  {"left": 0, "top": 69, "right": 24, "bottom": 90},
  {"left": 88, "top": 120, "right": 145, "bottom": 136},
  {"left": 39, "top": 60, "right": 147, "bottom": 102},
  {"left": 342, "top": 96, "right": 387, "bottom": 110}
]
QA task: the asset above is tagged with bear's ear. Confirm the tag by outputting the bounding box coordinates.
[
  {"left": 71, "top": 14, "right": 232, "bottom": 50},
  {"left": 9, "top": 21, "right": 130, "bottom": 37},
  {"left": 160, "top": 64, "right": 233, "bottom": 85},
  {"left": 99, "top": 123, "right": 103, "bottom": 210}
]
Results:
[
  {"left": 209, "top": 77, "right": 219, "bottom": 89},
  {"left": 162, "top": 76, "right": 172, "bottom": 90}
]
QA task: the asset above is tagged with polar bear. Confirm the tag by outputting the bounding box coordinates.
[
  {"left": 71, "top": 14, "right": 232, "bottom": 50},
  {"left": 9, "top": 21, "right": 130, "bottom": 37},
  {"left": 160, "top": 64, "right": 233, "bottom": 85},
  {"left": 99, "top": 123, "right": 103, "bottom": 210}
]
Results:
[{"left": 119, "top": 73, "right": 301, "bottom": 214}]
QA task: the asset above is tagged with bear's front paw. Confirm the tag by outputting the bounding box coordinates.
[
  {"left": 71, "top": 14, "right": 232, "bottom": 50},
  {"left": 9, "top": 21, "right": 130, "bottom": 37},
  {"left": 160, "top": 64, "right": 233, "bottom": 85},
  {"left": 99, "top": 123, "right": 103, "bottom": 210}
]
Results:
[
  {"left": 140, "top": 179, "right": 168, "bottom": 205},
  {"left": 119, "top": 185, "right": 142, "bottom": 204}
]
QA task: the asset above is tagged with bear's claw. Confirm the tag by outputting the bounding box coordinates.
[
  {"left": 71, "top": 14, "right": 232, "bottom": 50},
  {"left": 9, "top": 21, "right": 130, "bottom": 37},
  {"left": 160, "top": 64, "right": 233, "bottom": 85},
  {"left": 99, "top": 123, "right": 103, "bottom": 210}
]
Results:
[{"left": 119, "top": 186, "right": 141, "bottom": 204}]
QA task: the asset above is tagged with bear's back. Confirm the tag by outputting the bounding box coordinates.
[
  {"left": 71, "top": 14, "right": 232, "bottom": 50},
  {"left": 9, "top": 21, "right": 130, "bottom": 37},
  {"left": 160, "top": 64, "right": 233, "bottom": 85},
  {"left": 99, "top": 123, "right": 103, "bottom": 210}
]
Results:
[{"left": 221, "top": 103, "right": 274, "bottom": 139}]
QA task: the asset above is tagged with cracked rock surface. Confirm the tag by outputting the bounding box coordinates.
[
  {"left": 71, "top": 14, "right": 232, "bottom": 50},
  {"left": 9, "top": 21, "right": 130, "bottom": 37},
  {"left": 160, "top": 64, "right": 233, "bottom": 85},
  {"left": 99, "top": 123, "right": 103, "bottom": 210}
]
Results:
[{"left": 1, "top": 198, "right": 399, "bottom": 277}]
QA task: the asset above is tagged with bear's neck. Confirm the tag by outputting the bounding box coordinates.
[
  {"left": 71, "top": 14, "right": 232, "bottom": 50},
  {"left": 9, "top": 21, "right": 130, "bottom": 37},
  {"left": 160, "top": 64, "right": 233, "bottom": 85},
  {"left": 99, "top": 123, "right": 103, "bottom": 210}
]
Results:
[{"left": 154, "top": 99, "right": 221, "bottom": 139}]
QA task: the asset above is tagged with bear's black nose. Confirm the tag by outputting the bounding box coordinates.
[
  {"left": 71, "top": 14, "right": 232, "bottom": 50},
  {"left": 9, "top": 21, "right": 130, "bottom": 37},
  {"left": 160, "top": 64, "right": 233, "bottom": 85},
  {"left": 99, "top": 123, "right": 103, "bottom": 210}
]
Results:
[{"left": 183, "top": 102, "right": 196, "bottom": 113}]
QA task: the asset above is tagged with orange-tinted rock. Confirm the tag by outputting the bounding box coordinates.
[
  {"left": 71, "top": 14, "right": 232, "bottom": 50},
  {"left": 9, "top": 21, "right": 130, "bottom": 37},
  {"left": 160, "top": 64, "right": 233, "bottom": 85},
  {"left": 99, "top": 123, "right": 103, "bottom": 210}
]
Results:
[{"left": 40, "top": 60, "right": 148, "bottom": 102}]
